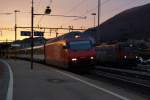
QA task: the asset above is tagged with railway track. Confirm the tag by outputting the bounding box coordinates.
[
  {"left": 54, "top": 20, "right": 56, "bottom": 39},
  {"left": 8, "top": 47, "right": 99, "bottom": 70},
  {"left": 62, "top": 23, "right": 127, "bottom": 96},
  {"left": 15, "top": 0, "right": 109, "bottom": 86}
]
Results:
[
  {"left": 9, "top": 57, "right": 150, "bottom": 88},
  {"left": 92, "top": 66, "right": 150, "bottom": 88}
]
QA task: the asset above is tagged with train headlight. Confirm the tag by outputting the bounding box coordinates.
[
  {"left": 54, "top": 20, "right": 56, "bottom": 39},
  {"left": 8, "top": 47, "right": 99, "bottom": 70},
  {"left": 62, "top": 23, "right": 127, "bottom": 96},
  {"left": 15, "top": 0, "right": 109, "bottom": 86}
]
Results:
[
  {"left": 75, "top": 35, "right": 80, "bottom": 39},
  {"left": 124, "top": 56, "right": 127, "bottom": 59},
  {"left": 90, "top": 57, "right": 94, "bottom": 60},
  {"left": 72, "top": 58, "right": 77, "bottom": 61}
]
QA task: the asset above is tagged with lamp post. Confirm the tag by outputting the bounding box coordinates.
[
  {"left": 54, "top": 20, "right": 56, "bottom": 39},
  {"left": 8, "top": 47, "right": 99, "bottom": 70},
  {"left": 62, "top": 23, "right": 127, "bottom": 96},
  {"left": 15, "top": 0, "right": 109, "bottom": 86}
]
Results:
[
  {"left": 98, "top": 0, "right": 101, "bottom": 27},
  {"left": 14, "top": 10, "right": 20, "bottom": 41},
  {"left": 97, "top": 0, "right": 101, "bottom": 44},
  {"left": 91, "top": 13, "right": 96, "bottom": 27},
  {"left": 31, "top": 0, "right": 34, "bottom": 70},
  {"left": 31, "top": 0, "right": 51, "bottom": 70},
  {"left": 14, "top": 10, "right": 20, "bottom": 60}
]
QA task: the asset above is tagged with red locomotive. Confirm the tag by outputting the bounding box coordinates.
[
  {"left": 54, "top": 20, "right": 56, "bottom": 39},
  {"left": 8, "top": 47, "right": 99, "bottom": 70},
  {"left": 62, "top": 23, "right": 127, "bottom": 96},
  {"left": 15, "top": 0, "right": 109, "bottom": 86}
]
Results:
[{"left": 45, "top": 35, "right": 96, "bottom": 70}]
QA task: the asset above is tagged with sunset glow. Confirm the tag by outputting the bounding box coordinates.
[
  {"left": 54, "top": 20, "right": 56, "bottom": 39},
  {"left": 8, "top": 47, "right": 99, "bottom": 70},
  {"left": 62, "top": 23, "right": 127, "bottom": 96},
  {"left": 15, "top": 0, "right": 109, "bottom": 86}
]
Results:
[{"left": 0, "top": 0, "right": 150, "bottom": 41}]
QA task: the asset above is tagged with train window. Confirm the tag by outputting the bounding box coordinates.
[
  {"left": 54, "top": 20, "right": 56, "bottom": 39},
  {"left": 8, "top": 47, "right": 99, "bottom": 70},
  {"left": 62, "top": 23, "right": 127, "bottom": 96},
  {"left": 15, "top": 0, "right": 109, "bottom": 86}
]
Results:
[
  {"left": 69, "top": 40, "right": 91, "bottom": 50},
  {"left": 123, "top": 46, "right": 138, "bottom": 53}
]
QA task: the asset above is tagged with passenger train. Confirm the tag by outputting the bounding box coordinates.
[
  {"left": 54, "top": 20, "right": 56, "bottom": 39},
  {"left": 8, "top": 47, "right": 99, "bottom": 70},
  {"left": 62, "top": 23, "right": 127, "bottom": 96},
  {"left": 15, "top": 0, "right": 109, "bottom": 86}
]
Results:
[
  {"left": 13, "top": 33, "right": 96, "bottom": 71},
  {"left": 96, "top": 42, "right": 139, "bottom": 67}
]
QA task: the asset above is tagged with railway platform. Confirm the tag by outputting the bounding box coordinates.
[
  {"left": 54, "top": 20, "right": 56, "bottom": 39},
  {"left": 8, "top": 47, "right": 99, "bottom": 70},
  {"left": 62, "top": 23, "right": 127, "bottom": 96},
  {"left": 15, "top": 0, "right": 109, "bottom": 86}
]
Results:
[
  {"left": 0, "top": 59, "right": 149, "bottom": 100},
  {"left": 0, "top": 60, "right": 11, "bottom": 100}
]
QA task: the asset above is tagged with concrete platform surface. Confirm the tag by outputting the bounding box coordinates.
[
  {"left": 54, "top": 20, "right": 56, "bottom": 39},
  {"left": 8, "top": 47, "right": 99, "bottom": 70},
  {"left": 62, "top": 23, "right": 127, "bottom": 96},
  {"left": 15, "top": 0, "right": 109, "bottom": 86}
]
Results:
[
  {"left": 3, "top": 59, "right": 149, "bottom": 100},
  {"left": 0, "top": 60, "right": 11, "bottom": 100}
]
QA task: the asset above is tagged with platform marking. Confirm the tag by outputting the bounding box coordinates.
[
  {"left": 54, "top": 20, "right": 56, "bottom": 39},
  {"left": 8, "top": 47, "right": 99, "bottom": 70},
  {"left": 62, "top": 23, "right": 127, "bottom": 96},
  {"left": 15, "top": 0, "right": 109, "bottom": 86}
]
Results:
[
  {"left": 55, "top": 69, "right": 130, "bottom": 100},
  {"left": 0, "top": 60, "right": 13, "bottom": 100}
]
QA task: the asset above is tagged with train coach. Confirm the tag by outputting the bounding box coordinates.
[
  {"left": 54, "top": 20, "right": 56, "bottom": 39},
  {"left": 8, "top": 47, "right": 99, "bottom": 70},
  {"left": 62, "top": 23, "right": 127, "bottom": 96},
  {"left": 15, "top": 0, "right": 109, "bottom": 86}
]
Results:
[{"left": 96, "top": 42, "right": 139, "bottom": 67}]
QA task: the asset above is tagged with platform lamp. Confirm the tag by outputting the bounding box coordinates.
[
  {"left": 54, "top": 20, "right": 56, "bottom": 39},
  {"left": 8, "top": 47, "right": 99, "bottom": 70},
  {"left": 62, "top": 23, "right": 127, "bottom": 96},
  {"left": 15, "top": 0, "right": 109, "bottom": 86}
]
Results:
[
  {"left": 14, "top": 10, "right": 20, "bottom": 41},
  {"left": 91, "top": 13, "right": 96, "bottom": 27}
]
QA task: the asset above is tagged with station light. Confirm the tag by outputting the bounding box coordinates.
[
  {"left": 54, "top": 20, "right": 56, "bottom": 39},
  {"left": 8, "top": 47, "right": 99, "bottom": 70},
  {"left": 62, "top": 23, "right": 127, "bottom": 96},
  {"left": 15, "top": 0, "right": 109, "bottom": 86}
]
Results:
[
  {"left": 124, "top": 56, "right": 127, "bottom": 59},
  {"left": 45, "top": 6, "right": 51, "bottom": 14}
]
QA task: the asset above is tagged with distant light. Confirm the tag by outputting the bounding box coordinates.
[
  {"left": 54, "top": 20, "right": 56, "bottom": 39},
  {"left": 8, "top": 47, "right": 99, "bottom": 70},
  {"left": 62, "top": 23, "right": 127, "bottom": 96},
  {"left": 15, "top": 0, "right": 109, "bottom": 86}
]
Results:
[
  {"left": 129, "top": 44, "right": 133, "bottom": 47},
  {"left": 72, "top": 58, "right": 77, "bottom": 61},
  {"left": 90, "top": 57, "right": 94, "bottom": 59},
  {"left": 124, "top": 56, "right": 127, "bottom": 59}
]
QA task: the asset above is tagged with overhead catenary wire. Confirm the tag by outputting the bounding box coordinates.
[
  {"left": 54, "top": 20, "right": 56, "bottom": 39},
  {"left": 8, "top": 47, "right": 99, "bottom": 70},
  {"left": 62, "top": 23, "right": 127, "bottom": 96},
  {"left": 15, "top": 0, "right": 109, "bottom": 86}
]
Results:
[
  {"left": 80, "top": 0, "right": 112, "bottom": 17},
  {"left": 61, "top": 0, "right": 112, "bottom": 27},
  {"left": 80, "top": 0, "right": 142, "bottom": 17},
  {"left": 39, "top": 0, "right": 88, "bottom": 27},
  {"left": 65, "top": 0, "right": 147, "bottom": 27},
  {"left": 35, "top": 0, "right": 111, "bottom": 29},
  {"left": 36, "top": 0, "right": 53, "bottom": 27},
  {"left": 108, "top": 0, "right": 145, "bottom": 15},
  {"left": 37, "top": 15, "right": 45, "bottom": 26},
  {"left": 65, "top": 0, "right": 89, "bottom": 15},
  {"left": 0, "top": 13, "right": 13, "bottom": 15}
]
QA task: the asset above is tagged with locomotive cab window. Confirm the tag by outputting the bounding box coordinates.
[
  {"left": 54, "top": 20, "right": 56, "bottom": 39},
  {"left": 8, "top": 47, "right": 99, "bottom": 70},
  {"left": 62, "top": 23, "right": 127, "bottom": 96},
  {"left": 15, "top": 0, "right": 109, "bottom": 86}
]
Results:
[{"left": 69, "top": 40, "right": 92, "bottom": 50}]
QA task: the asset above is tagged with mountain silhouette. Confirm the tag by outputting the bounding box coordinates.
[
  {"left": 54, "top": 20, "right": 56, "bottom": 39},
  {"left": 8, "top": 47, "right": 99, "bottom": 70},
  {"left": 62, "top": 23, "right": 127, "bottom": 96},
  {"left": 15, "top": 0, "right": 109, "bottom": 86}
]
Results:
[{"left": 85, "top": 3, "right": 150, "bottom": 44}]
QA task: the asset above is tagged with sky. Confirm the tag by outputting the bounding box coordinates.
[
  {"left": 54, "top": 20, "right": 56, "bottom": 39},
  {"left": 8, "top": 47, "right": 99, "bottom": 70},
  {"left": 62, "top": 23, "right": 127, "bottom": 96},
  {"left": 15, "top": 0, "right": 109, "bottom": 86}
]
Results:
[{"left": 0, "top": 0, "right": 150, "bottom": 41}]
